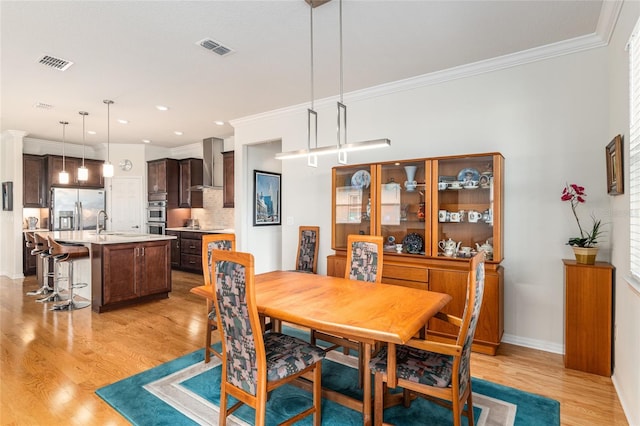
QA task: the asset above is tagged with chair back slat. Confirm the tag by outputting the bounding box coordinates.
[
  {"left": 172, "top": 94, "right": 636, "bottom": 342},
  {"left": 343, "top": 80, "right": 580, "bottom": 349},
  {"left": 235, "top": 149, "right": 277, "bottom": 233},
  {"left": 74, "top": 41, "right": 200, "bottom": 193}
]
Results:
[
  {"left": 296, "top": 226, "right": 319, "bottom": 273},
  {"left": 212, "top": 251, "right": 262, "bottom": 396},
  {"left": 345, "top": 234, "right": 384, "bottom": 283},
  {"left": 456, "top": 251, "right": 486, "bottom": 394}
]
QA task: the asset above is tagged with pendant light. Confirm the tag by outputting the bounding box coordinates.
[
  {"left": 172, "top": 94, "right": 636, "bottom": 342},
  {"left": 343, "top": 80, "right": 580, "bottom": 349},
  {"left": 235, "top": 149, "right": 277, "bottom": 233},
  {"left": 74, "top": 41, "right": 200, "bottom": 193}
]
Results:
[
  {"left": 275, "top": 0, "right": 390, "bottom": 163},
  {"left": 58, "top": 121, "right": 70, "bottom": 184},
  {"left": 102, "top": 99, "right": 114, "bottom": 178},
  {"left": 77, "top": 111, "right": 89, "bottom": 181}
]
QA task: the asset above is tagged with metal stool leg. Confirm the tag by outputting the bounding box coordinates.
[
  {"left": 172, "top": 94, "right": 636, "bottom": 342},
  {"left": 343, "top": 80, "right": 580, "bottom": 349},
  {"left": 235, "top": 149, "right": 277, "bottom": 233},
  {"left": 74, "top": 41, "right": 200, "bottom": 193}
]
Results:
[
  {"left": 52, "top": 259, "right": 89, "bottom": 311},
  {"left": 37, "top": 254, "right": 69, "bottom": 303},
  {"left": 26, "top": 253, "right": 54, "bottom": 296}
]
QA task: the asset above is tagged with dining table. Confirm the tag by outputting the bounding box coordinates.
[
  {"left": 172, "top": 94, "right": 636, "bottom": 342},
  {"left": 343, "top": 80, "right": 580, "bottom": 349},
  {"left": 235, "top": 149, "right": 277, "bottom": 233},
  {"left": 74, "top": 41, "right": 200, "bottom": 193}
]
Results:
[{"left": 191, "top": 270, "right": 452, "bottom": 426}]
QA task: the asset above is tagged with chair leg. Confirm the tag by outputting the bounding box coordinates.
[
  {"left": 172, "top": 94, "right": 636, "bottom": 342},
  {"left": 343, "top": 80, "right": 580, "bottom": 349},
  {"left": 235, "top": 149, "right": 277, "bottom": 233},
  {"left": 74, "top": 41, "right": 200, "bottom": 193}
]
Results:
[
  {"left": 219, "top": 384, "right": 227, "bottom": 426},
  {"left": 452, "top": 395, "right": 462, "bottom": 426},
  {"left": 374, "top": 372, "right": 384, "bottom": 426},
  {"left": 313, "top": 361, "right": 322, "bottom": 426},
  {"left": 466, "top": 389, "right": 475, "bottom": 426},
  {"left": 205, "top": 322, "right": 212, "bottom": 363}
]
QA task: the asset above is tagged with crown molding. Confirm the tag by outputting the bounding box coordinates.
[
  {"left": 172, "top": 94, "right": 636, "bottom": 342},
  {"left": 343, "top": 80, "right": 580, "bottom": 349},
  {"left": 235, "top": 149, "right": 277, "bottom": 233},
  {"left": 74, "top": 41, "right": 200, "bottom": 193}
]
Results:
[{"left": 232, "top": 9, "right": 620, "bottom": 130}]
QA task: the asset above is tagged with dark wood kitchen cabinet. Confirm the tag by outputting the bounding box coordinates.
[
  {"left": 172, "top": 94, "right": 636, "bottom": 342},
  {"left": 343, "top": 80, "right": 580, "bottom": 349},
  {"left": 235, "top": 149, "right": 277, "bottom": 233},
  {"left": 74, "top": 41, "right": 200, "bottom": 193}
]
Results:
[
  {"left": 179, "top": 158, "right": 203, "bottom": 208},
  {"left": 78, "top": 158, "right": 105, "bottom": 188},
  {"left": 166, "top": 230, "right": 181, "bottom": 269},
  {"left": 22, "top": 233, "right": 37, "bottom": 275},
  {"left": 179, "top": 231, "right": 203, "bottom": 273},
  {"left": 223, "top": 151, "right": 234, "bottom": 208},
  {"left": 91, "top": 240, "right": 172, "bottom": 312},
  {"left": 48, "top": 155, "right": 79, "bottom": 186},
  {"left": 23, "top": 154, "right": 47, "bottom": 207},
  {"left": 147, "top": 158, "right": 179, "bottom": 205}
]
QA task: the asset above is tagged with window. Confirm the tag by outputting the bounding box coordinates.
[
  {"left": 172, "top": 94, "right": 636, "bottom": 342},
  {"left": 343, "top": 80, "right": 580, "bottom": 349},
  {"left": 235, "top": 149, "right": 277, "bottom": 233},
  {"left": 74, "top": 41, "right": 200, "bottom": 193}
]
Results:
[{"left": 629, "top": 17, "right": 640, "bottom": 287}]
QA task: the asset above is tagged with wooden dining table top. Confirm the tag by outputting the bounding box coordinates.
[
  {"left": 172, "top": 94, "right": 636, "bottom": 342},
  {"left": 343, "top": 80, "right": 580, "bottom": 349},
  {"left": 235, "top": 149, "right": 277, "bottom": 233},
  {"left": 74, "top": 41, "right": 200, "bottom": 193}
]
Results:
[{"left": 191, "top": 270, "right": 452, "bottom": 346}]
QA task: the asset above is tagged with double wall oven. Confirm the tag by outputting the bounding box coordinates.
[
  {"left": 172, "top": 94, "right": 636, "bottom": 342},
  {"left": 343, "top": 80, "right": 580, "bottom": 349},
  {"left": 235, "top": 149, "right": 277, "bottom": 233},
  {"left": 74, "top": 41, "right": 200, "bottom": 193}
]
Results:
[{"left": 147, "top": 200, "right": 166, "bottom": 235}]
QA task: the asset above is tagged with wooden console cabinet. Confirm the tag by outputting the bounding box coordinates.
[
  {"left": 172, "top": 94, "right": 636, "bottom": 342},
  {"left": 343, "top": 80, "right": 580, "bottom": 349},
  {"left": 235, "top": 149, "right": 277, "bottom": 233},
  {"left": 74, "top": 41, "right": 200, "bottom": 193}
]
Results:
[
  {"left": 327, "top": 152, "right": 504, "bottom": 354},
  {"left": 563, "top": 259, "right": 614, "bottom": 376},
  {"left": 91, "top": 240, "right": 172, "bottom": 312}
]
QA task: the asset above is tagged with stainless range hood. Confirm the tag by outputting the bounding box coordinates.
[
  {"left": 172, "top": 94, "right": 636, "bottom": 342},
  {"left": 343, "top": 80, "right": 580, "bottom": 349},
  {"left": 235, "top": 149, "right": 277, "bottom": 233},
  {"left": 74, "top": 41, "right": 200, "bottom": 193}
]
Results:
[{"left": 191, "top": 137, "right": 224, "bottom": 190}]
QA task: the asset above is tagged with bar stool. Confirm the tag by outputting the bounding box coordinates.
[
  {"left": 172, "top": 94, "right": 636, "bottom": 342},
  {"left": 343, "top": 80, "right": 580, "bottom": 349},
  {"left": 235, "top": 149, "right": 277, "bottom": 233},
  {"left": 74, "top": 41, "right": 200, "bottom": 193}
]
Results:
[
  {"left": 25, "top": 232, "right": 54, "bottom": 297},
  {"left": 34, "top": 233, "right": 69, "bottom": 304},
  {"left": 47, "top": 236, "right": 90, "bottom": 311}
]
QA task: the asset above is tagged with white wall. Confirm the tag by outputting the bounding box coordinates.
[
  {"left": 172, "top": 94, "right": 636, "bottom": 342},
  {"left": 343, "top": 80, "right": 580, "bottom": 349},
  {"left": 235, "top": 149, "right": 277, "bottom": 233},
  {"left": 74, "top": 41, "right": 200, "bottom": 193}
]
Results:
[
  {"left": 233, "top": 45, "right": 611, "bottom": 352},
  {"left": 607, "top": 1, "right": 640, "bottom": 424}
]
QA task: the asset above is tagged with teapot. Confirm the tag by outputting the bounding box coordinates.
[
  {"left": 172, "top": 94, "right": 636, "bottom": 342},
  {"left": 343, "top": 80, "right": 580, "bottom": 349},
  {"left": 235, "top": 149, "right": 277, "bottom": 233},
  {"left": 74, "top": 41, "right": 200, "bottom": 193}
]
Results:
[
  {"left": 439, "top": 238, "right": 461, "bottom": 253},
  {"left": 475, "top": 240, "right": 494, "bottom": 256}
]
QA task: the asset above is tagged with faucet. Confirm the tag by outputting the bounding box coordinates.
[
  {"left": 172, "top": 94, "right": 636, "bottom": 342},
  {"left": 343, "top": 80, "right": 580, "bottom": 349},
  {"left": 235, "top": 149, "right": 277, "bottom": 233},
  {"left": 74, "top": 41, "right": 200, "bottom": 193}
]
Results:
[{"left": 97, "top": 210, "right": 108, "bottom": 234}]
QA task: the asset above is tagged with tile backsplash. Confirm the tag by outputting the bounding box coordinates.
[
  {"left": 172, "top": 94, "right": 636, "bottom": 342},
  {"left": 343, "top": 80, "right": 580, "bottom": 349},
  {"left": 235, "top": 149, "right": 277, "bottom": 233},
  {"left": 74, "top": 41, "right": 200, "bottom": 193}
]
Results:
[{"left": 190, "top": 188, "right": 234, "bottom": 229}]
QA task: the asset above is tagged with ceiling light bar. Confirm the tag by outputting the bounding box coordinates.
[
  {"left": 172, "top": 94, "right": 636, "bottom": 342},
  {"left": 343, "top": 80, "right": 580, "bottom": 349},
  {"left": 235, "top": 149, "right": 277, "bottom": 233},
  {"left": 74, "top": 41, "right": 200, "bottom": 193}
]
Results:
[{"left": 276, "top": 138, "right": 390, "bottom": 160}]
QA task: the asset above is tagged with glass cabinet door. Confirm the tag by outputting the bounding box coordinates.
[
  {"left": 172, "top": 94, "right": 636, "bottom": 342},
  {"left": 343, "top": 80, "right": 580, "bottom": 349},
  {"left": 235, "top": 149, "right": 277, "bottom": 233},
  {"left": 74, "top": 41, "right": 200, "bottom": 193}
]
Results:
[
  {"left": 431, "top": 154, "right": 502, "bottom": 261},
  {"left": 377, "top": 160, "right": 431, "bottom": 256},
  {"left": 332, "top": 165, "right": 376, "bottom": 250}
]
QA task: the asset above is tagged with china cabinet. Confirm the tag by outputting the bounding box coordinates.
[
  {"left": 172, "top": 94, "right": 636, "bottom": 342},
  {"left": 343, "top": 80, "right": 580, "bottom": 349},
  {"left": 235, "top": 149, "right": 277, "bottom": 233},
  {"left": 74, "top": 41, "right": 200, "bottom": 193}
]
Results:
[{"left": 327, "top": 152, "right": 504, "bottom": 354}]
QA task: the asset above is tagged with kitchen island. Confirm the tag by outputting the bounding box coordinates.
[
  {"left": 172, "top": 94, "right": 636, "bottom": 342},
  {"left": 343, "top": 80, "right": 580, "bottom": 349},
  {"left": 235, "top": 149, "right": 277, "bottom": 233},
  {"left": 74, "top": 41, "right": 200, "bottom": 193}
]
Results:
[{"left": 38, "top": 231, "right": 176, "bottom": 313}]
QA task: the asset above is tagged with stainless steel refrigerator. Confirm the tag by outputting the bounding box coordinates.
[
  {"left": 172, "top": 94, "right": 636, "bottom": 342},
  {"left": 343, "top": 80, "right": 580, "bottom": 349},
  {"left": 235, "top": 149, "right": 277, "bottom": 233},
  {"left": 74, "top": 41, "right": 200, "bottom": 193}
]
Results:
[{"left": 50, "top": 188, "right": 106, "bottom": 231}]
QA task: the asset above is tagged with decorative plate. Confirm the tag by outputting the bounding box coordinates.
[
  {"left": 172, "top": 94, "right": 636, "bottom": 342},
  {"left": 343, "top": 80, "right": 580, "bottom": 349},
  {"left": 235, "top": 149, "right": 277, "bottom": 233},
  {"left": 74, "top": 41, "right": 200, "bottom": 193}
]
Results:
[
  {"left": 402, "top": 233, "right": 424, "bottom": 254},
  {"left": 351, "top": 170, "right": 371, "bottom": 189},
  {"left": 457, "top": 167, "right": 480, "bottom": 184}
]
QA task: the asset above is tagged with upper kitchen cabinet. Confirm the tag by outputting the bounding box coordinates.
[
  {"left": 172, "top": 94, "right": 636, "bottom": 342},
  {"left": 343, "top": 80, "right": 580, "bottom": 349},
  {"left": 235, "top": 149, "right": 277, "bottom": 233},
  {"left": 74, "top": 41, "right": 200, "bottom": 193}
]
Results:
[
  {"left": 47, "top": 155, "right": 104, "bottom": 188},
  {"left": 147, "top": 158, "right": 179, "bottom": 206},
  {"left": 48, "top": 155, "right": 79, "bottom": 187},
  {"left": 179, "top": 158, "right": 203, "bottom": 208},
  {"left": 23, "top": 154, "right": 47, "bottom": 208},
  {"left": 78, "top": 159, "right": 105, "bottom": 188},
  {"left": 223, "top": 151, "right": 234, "bottom": 208}
]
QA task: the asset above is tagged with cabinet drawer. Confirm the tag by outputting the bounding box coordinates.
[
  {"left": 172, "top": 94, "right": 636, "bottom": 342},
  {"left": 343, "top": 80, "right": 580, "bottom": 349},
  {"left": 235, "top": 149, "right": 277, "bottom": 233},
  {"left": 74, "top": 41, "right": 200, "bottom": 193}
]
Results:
[
  {"left": 382, "top": 264, "right": 428, "bottom": 283},
  {"left": 181, "top": 238, "right": 201, "bottom": 255},
  {"left": 181, "top": 253, "right": 202, "bottom": 271}
]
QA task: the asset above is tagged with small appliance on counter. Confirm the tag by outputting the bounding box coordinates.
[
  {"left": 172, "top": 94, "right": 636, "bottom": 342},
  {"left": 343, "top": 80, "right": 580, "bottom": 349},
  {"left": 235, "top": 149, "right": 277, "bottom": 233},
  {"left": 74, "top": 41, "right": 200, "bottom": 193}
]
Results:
[
  {"left": 26, "top": 217, "right": 38, "bottom": 230},
  {"left": 185, "top": 218, "right": 200, "bottom": 230}
]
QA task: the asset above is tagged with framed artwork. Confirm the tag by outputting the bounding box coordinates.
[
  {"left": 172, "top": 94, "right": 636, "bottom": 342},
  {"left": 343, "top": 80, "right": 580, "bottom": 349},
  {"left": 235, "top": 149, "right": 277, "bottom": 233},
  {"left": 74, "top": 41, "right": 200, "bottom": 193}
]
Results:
[
  {"left": 254, "top": 170, "right": 281, "bottom": 226},
  {"left": 2, "top": 181, "right": 13, "bottom": 211},
  {"left": 605, "top": 134, "right": 623, "bottom": 195}
]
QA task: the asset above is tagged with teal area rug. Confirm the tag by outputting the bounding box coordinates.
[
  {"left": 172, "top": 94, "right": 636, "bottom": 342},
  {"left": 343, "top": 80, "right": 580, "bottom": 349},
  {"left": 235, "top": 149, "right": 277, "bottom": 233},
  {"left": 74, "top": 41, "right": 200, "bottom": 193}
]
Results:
[{"left": 96, "top": 328, "right": 560, "bottom": 426}]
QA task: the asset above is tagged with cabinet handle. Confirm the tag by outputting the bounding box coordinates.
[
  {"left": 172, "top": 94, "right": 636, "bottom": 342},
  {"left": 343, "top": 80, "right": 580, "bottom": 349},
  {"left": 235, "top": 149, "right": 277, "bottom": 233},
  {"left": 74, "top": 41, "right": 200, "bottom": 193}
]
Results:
[
  {"left": 189, "top": 245, "right": 195, "bottom": 249},
  {"left": 189, "top": 260, "right": 196, "bottom": 264},
  {"left": 141, "top": 247, "right": 145, "bottom": 256}
]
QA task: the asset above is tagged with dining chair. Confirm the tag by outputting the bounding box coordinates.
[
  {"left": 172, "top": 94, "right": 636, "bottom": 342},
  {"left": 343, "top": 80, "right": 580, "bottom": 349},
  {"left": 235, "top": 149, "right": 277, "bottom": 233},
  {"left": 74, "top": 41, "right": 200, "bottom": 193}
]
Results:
[
  {"left": 295, "top": 226, "right": 319, "bottom": 273},
  {"left": 201, "top": 233, "right": 235, "bottom": 363},
  {"left": 210, "top": 250, "right": 325, "bottom": 426},
  {"left": 369, "top": 251, "right": 486, "bottom": 426},
  {"left": 311, "top": 234, "right": 384, "bottom": 386}
]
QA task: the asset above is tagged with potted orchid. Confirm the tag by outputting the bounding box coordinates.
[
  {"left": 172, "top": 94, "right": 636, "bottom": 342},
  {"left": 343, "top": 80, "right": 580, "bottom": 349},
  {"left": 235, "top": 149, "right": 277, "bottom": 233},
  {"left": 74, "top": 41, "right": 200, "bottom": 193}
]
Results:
[{"left": 561, "top": 183, "right": 603, "bottom": 264}]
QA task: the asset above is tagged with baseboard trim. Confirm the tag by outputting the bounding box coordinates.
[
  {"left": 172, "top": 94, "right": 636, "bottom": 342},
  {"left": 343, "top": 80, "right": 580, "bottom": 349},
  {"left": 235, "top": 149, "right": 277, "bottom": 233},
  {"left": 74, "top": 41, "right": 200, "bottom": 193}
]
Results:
[{"left": 501, "top": 333, "right": 564, "bottom": 355}]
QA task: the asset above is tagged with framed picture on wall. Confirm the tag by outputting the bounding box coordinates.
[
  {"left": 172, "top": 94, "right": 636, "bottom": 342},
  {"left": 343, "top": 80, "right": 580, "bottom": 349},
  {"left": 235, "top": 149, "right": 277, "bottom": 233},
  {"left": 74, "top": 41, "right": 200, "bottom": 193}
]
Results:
[
  {"left": 253, "top": 170, "right": 281, "bottom": 226},
  {"left": 605, "top": 134, "right": 623, "bottom": 195}
]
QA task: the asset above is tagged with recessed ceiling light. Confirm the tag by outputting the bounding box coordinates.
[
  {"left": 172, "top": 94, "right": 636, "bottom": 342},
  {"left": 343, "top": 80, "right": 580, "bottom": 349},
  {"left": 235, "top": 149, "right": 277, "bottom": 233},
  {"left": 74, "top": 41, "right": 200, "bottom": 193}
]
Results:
[
  {"left": 142, "top": 139, "right": 151, "bottom": 144},
  {"left": 156, "top": 105, "right": 169, "bottom": 111},
  {"left": 174, "top": 131, "right": 183, "bottom": 136},
  {"left": 214, "top": 120, "right": 225, "bottom": 126},
  {"left": 118, "top": 119, "right": 129, "bottom": 124},
  {"left": 88, "top": 130, "right": 97, "bottom": 135}
]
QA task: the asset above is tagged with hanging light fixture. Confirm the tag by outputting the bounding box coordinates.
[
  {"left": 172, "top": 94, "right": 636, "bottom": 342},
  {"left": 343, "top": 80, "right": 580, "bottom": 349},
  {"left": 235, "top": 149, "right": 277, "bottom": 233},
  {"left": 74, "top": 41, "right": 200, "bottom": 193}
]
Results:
[
  {"left": 102, "top": 99, "right": 114, "bottom": 178},
  {"left": 77, "top": 111, "right": 89, "bottom": 181},
  {"left": 58, "top": 121, "right": 70, "bottom": 184},
  {"left": 275, "top": 0, "right": 390, "bottom": 164}
]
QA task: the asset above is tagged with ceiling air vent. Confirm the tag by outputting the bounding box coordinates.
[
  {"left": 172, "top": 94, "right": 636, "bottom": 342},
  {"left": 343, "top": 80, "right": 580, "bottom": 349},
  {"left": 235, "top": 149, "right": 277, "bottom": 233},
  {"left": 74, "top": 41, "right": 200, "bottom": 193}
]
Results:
[
  {"left": 38, "top": 55, "right": 74, "bottom": 71},
  {"left": 196, "top": 38, "right": 234, "bottom": 56},
  {"left": 33, "top": 102, "right": 54, "bottom": 110}
]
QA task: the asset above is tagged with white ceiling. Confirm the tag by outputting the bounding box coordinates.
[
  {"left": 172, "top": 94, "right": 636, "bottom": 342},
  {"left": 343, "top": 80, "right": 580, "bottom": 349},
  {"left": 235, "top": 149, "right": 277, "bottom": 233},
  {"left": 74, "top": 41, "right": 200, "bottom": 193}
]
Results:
[{"left": 1, "top": 0, "right": 610, "bottom": 148}]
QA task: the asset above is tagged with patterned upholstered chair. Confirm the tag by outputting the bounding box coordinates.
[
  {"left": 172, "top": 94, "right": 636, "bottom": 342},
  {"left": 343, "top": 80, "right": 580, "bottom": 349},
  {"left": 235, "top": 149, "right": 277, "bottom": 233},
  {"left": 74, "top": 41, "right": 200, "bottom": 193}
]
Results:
[
  {"left": 295, "top": 226, "right": 319, "bottom": 273},
  {"left": 369, "top": 251, "right": 486, "bottom": 426},
  {"left": 311, "top": 234, "right": 383, "bottom": 386},
  {"left": 201, "top": 233, "right": 235, "bottom": 363},
  {"left": 210, "top": 250, "right": 325, "bottom": 426}
]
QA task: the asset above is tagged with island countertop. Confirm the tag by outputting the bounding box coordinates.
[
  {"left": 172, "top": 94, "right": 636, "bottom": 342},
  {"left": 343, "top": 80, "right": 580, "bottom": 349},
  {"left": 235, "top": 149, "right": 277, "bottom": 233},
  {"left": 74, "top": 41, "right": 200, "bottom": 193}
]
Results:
[
  {"left": 36, "top": 230, "right": 177, "bottom": 245},
  {"left": 165, "top": 227, "right": 235, "bottom": 233}
]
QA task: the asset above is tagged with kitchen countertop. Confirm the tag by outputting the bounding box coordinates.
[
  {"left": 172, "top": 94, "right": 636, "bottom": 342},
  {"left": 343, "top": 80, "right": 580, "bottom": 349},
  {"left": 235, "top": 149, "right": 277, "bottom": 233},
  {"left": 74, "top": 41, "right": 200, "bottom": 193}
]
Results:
[
  {"left": 35, "top": 230, "right": 177, "bottom": 245},
  {"left": 165, "top": 227, "right": 235, "bottom": 234}
]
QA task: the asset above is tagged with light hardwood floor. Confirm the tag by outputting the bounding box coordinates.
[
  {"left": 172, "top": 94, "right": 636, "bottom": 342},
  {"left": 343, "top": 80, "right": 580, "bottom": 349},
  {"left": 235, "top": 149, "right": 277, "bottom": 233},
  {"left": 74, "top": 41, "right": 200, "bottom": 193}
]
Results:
[{"left": 0, "top": 271, "right": 628, "bottom": 425}]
